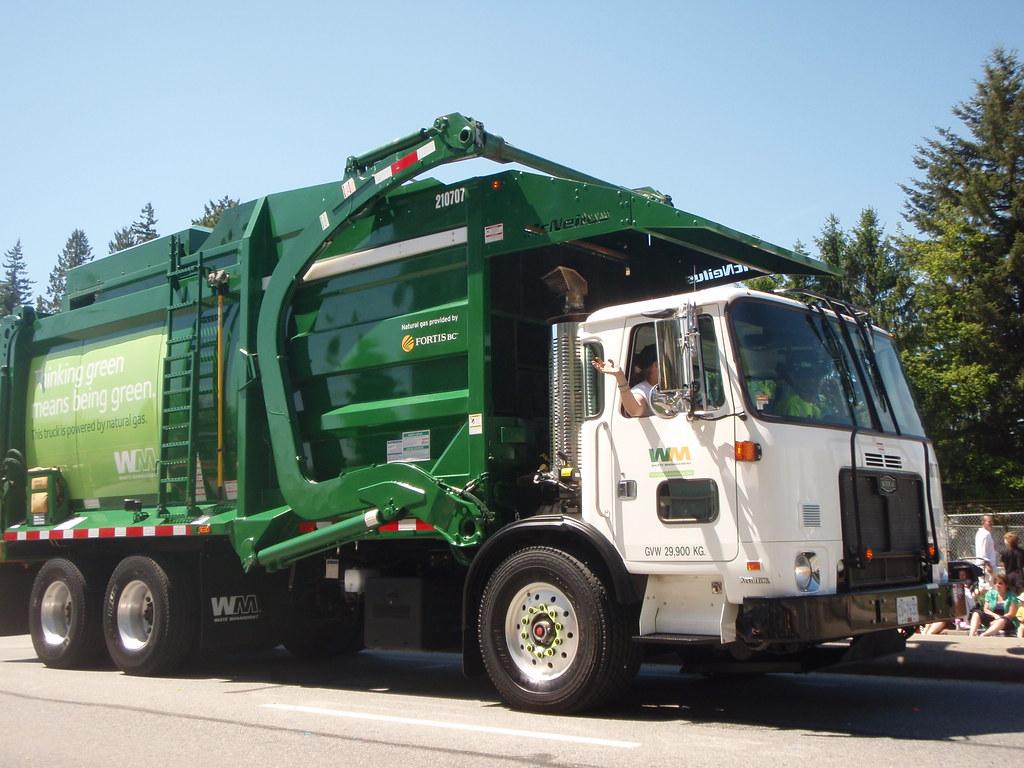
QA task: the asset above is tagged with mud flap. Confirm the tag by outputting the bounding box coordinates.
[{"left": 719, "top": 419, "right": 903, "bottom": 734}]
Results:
[{"left": 0, "top": 564, "right": 37, "bottom": 636}]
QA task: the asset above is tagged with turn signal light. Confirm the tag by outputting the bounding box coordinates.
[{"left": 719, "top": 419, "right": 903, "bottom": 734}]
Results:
[
  {"left": 746, "top": 561, "right": 762, "bottom": 571},
  {"left": 864, "top": 548, "right": 874, "bottom": 561},
  {"left": 491, "top": 179, "right": 503, "bottom": 190},
  {"left": 735, "top": 441, "right": 762, "bottom": 462},
  {"left": 927, "top": 544, "right": 937, "bottom": 560}
]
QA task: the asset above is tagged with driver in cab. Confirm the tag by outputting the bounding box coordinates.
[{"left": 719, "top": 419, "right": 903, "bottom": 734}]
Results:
[
  {"left": 592, "top": 345, "right": 657, "bottom": 417},
  {"left": 773, "top": 353, "right": 824, "bottom": 420}
]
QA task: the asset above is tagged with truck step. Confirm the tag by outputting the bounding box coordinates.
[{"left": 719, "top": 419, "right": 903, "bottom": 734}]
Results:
[{"left": 632, "top": 634, "right": 718, "bottom": 645}]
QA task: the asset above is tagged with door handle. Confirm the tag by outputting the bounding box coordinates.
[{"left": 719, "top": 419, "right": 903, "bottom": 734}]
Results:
[{"left": 595, "top": 422, "right": 612, "bottom": 518}]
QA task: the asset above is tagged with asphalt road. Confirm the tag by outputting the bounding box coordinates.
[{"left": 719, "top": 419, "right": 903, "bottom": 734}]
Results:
[{"left": 1, "top": 634, "right": 1021, "bottom": 768}]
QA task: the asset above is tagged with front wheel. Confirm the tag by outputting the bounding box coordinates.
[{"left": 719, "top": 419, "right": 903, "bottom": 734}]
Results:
[
  {"left": 478, "top": 547, "right": 636, "bottom": 713},
  {"left": 103, "top": 556, "right": 196, "bottom": 676}
]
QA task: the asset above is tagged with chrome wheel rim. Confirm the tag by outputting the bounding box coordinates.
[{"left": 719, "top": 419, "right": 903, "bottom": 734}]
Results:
[
  {"left": 40, "top": 581, "right": 72, "bottom": 647},
  {"left": 504, "top": 581, "right": 579, "bottom": 682},
  {"left": 117, "top": 580, "right": 154, "bottom": 651}
]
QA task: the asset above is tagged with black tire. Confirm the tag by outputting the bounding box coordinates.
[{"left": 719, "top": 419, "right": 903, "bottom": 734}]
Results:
[
  {"left": 478, "top": 547, "right": 637, "bottom": 714},
  {"left": 103, "top": 556, "right": 196, "bottom": 676},
  {"left": 28, "top": 558, "right": 105, "bottom": 668}
]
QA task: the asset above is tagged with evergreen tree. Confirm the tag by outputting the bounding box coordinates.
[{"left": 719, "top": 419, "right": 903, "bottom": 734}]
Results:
[
  {"left": 811, "top": 214, "right": 851, "bottom": 300},
  {"left": 109, "top": 203, "right": 159, "bottom": 254},
  {"left": 43, "top": 229, "right": 93, "bottom": 313},
  {"left": 900, "top": 48, "right": 1024, "bottom": 497},
  {"left": 846, "top": 209, "right": 911, "bottom": 332},
  {"left": 0, "top": 240, "right": 33, "bottom": 316},
  {"left": 744, "top": 214, "right": 910, "bottom": 331},
  {"left": 108, "top": 226, "right": 135, "bottom": 254},
  {"left": 192, "top": 195, "right": 239, "bottom": 228},
  {"left": 131, "top": 202, "right": 158, "bottom": 244}
]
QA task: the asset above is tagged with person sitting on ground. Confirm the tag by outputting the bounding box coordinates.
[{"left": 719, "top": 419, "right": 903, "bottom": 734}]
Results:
[
  {"left": 931, "top": 566, "right": 983, "bottom": 634},
  {"left": 969, "top": 574, "right": 1019, "bottom": 637},
  {"left": 592, "top": 344, "right": 658, "bottom": 418}
]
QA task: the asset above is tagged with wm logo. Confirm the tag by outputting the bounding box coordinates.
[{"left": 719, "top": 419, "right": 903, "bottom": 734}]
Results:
[
  {"left": 648, "top": 446, "right": 692, "bottom": 463},
  {"left": 210, "top": 594, "right": 261, "bottom": 623},
  {"left": 114, "top": 448, "right": 158, "bottom": 475}
]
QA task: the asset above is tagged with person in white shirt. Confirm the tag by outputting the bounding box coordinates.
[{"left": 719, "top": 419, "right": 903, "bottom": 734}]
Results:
[
  {"left": 975, "top": 514, "right": 997, "bottom": 577},
  {"left": 592, "top": 345, "right": 658, "bottom": 418}
]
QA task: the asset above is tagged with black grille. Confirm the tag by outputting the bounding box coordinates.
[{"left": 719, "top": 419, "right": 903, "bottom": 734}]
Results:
[{"left": 839, "top": 469, "right": 927, "bottom": 589}]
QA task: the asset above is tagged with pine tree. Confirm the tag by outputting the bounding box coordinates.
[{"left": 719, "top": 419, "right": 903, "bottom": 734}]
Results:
[
  {"left": 108, "top": 226, "right": 135, "bottom": 254},
  {"left": 192, "top": 196, "right": 239, "bottom": 229},
  {"left": 109, "top": 203, "right": 159, "bottom": 254},
  {"left": 131, "top": 202, "right": 158, "bottom": 244},
  {"left": 0, "top": 240, "right": 33, "bottom": 316},
  {"left": 900, "top": 48, "right": 1024, "bottom": 497},
  {"left": 43, "top": 229, "right": 93, "bottom": 313},
  {"left": 846, "top": 209, "right": 910, "bottom": 332}
]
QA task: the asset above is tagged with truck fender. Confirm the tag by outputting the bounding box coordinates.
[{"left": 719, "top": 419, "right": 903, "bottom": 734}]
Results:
[{"left": 461, "top": 515, "right": 645, "bottom": 676}]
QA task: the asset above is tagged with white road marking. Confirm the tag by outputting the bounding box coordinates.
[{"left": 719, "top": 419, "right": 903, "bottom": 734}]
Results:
[{"left": 262, "top": 703, "right": 641, "bottom": 749}]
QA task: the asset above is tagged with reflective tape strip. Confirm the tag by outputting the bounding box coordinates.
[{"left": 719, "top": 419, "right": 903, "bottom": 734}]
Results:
[
  {"left": 377, "top": 520, "right": 435, "bottom": 533},
  {"left": 4, "top": 525, "right": 194, "bottom": 542},
  {"left": 303, "top": 227, "right": 467, "bottom": 283},
  {"left": 372, "top": 139, "right": 436, "bottom": 185}
]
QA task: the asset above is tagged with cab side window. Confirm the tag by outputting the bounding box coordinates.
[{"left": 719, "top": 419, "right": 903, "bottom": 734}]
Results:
[
  {"left": 698, "top": 315, "right": 725, "bottom": 409},
  {"left": 625, "top": 324, "right": 657, "bottom": 417}
]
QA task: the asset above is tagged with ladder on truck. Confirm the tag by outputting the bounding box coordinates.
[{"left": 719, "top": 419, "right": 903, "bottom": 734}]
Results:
[{"left": 158, "top": 237, "right": 215, "bottom": 513}]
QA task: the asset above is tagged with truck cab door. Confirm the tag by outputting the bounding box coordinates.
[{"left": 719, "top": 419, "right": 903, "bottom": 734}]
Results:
[{"left": 606, "top": 310, "right": 738, "bottom": 567}]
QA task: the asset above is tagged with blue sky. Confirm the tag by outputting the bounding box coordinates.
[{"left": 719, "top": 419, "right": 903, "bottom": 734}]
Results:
[{"left": 2, "top": 2, "right": 1022, "bottom": 297}]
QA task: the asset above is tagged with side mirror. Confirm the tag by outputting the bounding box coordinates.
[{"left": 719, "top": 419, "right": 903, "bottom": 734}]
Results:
[
  {"left": 652, "top": 304, "right": 703, "bottom": 419},
  {"left": 654, "top": 316, "right": 691, "bottom": 394}
]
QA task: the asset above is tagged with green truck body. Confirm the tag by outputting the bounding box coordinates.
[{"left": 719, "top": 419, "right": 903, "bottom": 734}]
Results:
[{"left": 0, "top": 114, "right": 948, "bottom": 712}]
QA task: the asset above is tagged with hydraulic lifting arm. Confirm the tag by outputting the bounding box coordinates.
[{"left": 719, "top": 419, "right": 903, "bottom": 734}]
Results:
[{"left": 253, "top": 113, "right": 624, "bottom": 566}]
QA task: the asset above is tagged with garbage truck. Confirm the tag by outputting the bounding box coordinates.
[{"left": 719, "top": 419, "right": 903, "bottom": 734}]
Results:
[{"left": 0, "top": 113, "right": 950, "bottom": 712}]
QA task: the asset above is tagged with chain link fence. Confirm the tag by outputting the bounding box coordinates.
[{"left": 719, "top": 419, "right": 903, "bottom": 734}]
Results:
[{"left": 943, "top": 500, "right": 1024, "bottom": 564}]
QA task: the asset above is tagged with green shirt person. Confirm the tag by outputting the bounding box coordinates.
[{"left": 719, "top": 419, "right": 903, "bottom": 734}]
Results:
[{"left": 778, "top": 389, "right": 822, "bottom": 419}]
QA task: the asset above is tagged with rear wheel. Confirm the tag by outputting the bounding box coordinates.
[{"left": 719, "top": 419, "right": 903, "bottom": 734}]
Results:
[
  {"left": 29, "top": 559, "right": 105, "bottom": 668},
  {"left": 103, "top": 556, "right": 196, "bottom": 676},
  {"left": 478, "top": 547, "right": 636, "bottom": 713}
]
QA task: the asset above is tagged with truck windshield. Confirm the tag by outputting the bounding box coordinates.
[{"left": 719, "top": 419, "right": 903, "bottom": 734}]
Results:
[{"left": 730, "top": 298, "right": 925, "bottom": 436}]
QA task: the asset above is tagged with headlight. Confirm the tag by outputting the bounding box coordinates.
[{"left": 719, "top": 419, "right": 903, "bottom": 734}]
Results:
[{"left": 795, "top": 552, "right": 821, "bottom": 592}]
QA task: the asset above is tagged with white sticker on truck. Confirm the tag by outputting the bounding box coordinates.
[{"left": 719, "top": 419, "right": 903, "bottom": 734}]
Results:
[
  {"left": 484, "top": 223, "right": 504, "bottom": 243},
  {"left": 896, "top": 595, "right": 920, "bottom": 624}
]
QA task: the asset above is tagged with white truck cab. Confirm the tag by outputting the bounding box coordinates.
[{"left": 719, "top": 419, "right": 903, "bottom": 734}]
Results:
[{"left": 568, "top": 285, "right": 947, "bottom": 647}]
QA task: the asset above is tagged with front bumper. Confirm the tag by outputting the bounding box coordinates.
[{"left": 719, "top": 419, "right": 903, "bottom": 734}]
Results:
[{"left": 738, "top": 583, "right": 952, "bottom": 644}]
